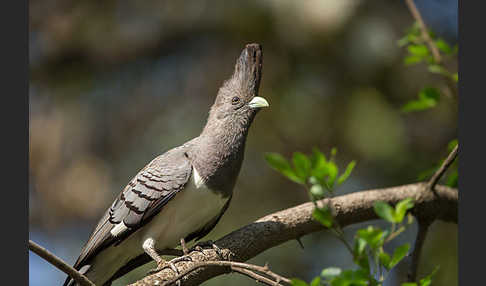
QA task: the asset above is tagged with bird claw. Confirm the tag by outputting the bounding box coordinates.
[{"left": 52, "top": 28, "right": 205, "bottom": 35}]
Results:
[
  {"left": 191, "top": 240, "right": 223, "bottom": 259},
  {"left": 147, "top": 255, "right": 192, "bottom": 275}
]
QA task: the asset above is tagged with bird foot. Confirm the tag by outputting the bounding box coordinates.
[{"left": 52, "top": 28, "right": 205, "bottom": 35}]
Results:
[
  {"left": 147, "top": 255, "right": 192, "bottom": 275},
  {"left": 191, "top": 240, "right": 223, "bottom": 259}
]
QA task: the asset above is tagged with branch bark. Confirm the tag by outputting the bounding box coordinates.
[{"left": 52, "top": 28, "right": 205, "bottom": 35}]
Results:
[
  {"left": 29, "top": 240, "right": 96, "bottom": 286},
  {"left": 130, "top": 183, "right": 457, "bottom": 286}
]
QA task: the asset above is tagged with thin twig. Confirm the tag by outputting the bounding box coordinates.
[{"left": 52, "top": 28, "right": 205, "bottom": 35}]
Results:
[
  {"left": 427, "top": 144, "right": 459, "bottom": 191},
  {"left": 232, "top": 267, "right": 285, "bottom": 286},
  {"left": 404, "top": 0, "right": 458, "bottom": 97},
  {"left": 161, "top": 261, "right": 291, "bottom": 286},
  {"left": 408, "top": 220, "right": 431, "bottom": 282},
  {"left": 29, "top": 240, "right": 95, "bottom": 286},
  {"left": 404, "top": 0, "right": 441, "bottom": 64}
]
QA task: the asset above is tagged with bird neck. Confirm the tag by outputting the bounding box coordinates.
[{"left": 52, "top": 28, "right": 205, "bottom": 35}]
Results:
[{"left": 188, "top": 117, "right": 252, "bottom": 195}]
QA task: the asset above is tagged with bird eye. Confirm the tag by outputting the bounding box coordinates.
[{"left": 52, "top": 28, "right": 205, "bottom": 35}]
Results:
[{"left": 231, "top": 97, "right": 240, "bottom": 105}]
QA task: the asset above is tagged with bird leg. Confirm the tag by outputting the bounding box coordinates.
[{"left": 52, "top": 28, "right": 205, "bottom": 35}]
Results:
[
  {"left": 180, "top": 237, "right": 189, "bottom": 255},
  {"left": 191, "top": 240, "right": 223, "bottom": 259},
  {"left": 143, "top": 238, "right": 192, "bottom": 276}
]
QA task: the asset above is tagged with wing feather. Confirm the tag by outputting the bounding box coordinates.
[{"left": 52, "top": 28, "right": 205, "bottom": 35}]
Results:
[{"left": 71, "top": 147, "right": 192, "bottom": 269}]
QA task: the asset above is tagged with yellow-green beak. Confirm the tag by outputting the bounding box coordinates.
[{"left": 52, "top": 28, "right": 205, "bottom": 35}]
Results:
[{"left": 248, "top": 96, "right": 269, "bottom": 109}]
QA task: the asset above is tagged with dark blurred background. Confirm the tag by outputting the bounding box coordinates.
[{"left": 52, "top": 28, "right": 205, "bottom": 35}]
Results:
[{"left": 29, "top": 0, "right": 458, "bottom": 285}]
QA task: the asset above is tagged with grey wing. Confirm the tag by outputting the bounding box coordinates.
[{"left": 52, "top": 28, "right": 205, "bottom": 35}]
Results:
[{"left": 72, "top": 148, "right": 192, "bottom": 269}]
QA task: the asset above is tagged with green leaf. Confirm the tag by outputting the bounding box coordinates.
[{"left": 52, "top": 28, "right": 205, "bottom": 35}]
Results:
[
  {"left": 321, "top": 267, "right": 342, "bottom": 279},
  {"left": 355, "top": 254, "right": 370, "bottom": 271},
  {"left": 389, "top": 243, "right": 410, "bottom": 268},
  {"left": 404, "top": 55, "right": 423, "bottom": 65},
  {"left": 310, "top": 276, "right": 321, "bottom": 286},
  {"left": 374, "top": 201, "right": 395, "bottom": 223},
  {"left": 310, "top": 184, "right": 325, "bottom": 199},
  {"left": 428, "top": 64, "right": 449, "bottom": 76},
  {"left": 408, "top": 44, "right": 429, "bottom": 57},
  {"left": 354, "top": 237, "right": 367, "bottom": 257},
  {"left": 313, "top": 207, "right": 333, "bottom": 228},
  {"left": 402, "top": 283, "right": 418, "bottom": 286},
  {"left": 357, "top": 226, "right": 385, "bottom": 249},
  {"left": 419, "top": 87, "right": 440, "bottom": 101},
  {"left": 379, "top": 249, "right": 391, "bottom": 270},
  {"left": 329, "top": 270, "right": 368, "bottom": 286},
  {"left": 402, "top": 87, "right": 440, "bottom": 112},
  {"left": 265, "top": 153, "right": 304, "bottom": 184},
  {"left": 337, "top": 160, "right": 356, "bottom": 185},
  {"left": 394, "top": 198, "right": 414, "bottom": 223},
  {"left": 311, "top": 148, "right": 327, "bottom": 169},
  {"left": 311, "top": 148, "right": 328, "bottom": 181},
  {"left": 419, "top": 266, "right": 439, "bottom": 286},
  {"left": 293, "top": 152, "right": 312, "bottom": 181},
  {"left": 291, "top": 278, "right": 309, "bottom": 286},
  {"left": 435, "top": 39, "right": 452, "bottom": 54},
  {"left": 326, "top": 162, "right": 338, "bottom": 188}
]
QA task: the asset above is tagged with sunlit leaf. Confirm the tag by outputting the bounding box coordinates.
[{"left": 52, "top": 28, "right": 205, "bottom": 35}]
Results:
[
  {"left": 357, "top": 226, "right": 385, "bottom": 249},
  {"left": 354, "top": 237, "right": 367, "bottom": 258},
  {"left": 402, "top": 87, "right": 440, "bottom": 112},
  {"left": 394, "top": 198, "right": 414, "bottom": 223},
  {"left": 326, "top": 162, "right": 338, "bottom": 188},
  {"left": 293, "top": 152, "right": 312, "bottom": 181},
  {"left": 419, "top": 266, "right": 440, "bottom": 286},
  {"left": 389, "top": 243, "right": 410, "bottom": 268},
  {"left": 310, "top": 276, "right": 321, "bottom": 286},
  {"left": 374, "top": 201, "right": 395, "bottom": 223},
  {"left": 404, "top": 55, "right": 423, "bottom": 65},
  {"left": 408, "top": 44, "right": 429, "bottom": 57},
  {"left": 265, "top": 153, "right": 305, "bottom": 184},
  {"left": 337, "top": 160, "right": 356, "bottom": 185},
  {"left": 321, "top": 267, "right": 341, "bottom": 279},
  {"left": 379, "top": 249, "right": 391, "bottom": 270}
]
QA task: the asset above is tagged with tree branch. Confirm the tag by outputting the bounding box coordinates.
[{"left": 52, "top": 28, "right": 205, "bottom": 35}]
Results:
[
  {"left": 29, "top": 240, "right": 96, "bottom": 286},
  {"left": 404, "top": 0, "right": 441, "bottom": 64},
  {"left": 427, "top": 144, "right": 459, "bottom": 191},
  {"left": 130, "top": 183, "right": 457, "bottom": 286},
  {"left": 161, "top": 261, "right": 291, "bottom": 286},
  {"left": 404, "top": 0, "right": 458, "bottom": 97},
  {"left": 408, "top": 219, "right": 431, "bottom": 282}
]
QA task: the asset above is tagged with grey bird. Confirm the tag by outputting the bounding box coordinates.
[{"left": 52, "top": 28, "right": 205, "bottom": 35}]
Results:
[{"left": 63, "top": 43, "right": 268, "bottom": 286}]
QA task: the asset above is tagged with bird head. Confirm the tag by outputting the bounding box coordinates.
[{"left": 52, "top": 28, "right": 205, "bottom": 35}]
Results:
[{"left": 209, "top": 43, "right": 269, "bottom": 122}]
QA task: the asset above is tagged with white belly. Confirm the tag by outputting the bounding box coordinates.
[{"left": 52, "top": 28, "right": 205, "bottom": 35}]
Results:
[
  {"left": 87, "top": 169, "right": 229, "bottom": 285},
  {"left": 140, "top": 171, "right": 229, "bottom": 248}
]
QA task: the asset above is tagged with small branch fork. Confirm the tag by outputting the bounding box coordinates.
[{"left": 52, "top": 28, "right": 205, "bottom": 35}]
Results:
[
  {"left": 408, "top": 144, "right": 458, "bottom": 282},
  {"left": 28, "top": 239, "right": 95, "bottom": 286},
  {"left": 427, "top": 144, "right": 459, "bottom": 192}
]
